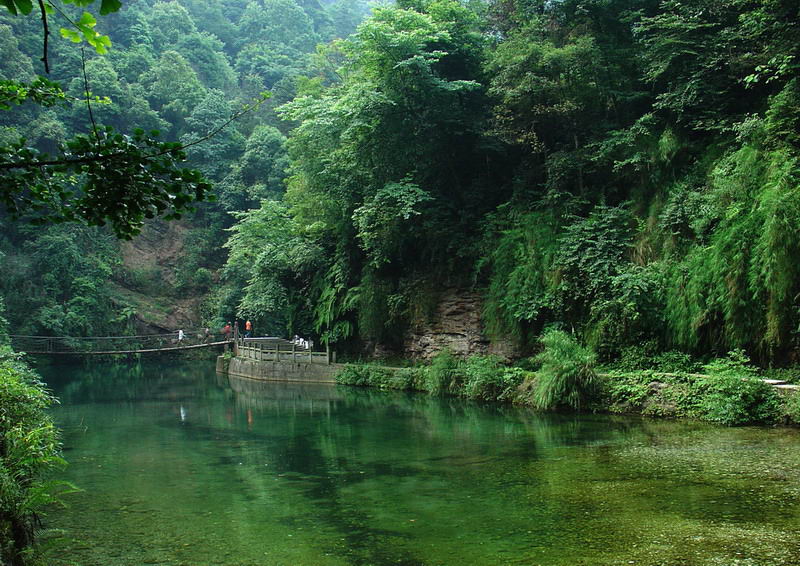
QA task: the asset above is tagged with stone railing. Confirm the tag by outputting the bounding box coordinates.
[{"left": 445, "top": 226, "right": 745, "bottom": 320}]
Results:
[{"left": 236, "top": 341, "right": 331, "bottom": 365}]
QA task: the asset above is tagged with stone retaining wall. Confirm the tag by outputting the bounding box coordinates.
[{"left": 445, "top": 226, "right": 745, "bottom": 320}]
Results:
[{"left": 217, "top": 355, "right": 342, "bottom": 383}]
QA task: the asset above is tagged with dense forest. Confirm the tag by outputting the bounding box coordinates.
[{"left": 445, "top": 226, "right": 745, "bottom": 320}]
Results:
[
  {"left": 1, "top": 1, "right": 799, "bottom": 561},
  {"left": 0, "top": 0, "right": 370, "bottom": 338},
  {"left": 1, "top": 0, "right": 799, "bottom": 366}
]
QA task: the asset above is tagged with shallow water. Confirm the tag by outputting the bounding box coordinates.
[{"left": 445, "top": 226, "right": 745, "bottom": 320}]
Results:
[{"left": 39, "top": 361, "right": 800, "bottom": 566}]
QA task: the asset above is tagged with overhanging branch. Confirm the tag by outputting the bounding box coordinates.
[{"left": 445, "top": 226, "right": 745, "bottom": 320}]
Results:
[
  {"left": 0, "top": 93, "right": 270, "bottom": 171},
  {"left": 37, "top": 0, "right": 50, "bottom": 73}
]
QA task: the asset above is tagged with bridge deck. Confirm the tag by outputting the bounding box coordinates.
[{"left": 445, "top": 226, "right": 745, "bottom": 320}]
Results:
[
  {"left": 9, "top": 331, "right": 233, "bottom": 355},
  {"left": 18, "top": 340, "right": 231, "bottom": 355},
  {"left": 10, "top": 332, "right": 319, "bottom": 357}
]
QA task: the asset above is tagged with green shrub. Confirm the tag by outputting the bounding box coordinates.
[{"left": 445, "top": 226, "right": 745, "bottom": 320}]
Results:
[
  {"left": 614, "top": 342, "right": 701, "bottom": 373},
  {"left": 531, "top": 329, "right": 598, "bottom": 410},
  {"left": 694, "top": 374, "right": 781, "bottom": 425},
  {"left": 119, "top": 266, "right": 163, "bottom": 294},
  {"left": 480, "top": 210, "right": 561, "bottom": 342},
  {"left": 614, "top": 343, "right": 658, "bottom": 372},
  {"left": 335, "top": 363, "right": 417, "bottom": 390},
  {"left": 335, "top": 364, "right": 365, "bottom": 386},
  {"left": 602, "top": 350, "right": 782, "bottom": 424},
  {"left": 462, "top": 355, "right": 526, "bottom": 401},
  {"left": 664, "top": 145, "right": 800, "bottom": 354},
  {"left": 702, "top": 349, "right": 759, "bottom": 378},
  {"left": 760, "top": 367, "right": 799, "bottom": 385},
  {"left": 192, "top": 267, "right": 213, "bottom": 289},
  {"left": 1, "top": 349, "right": 69, "bottom": 566},
  {"left": 387, "top": 367, "right": 423, "bottom": 391},
  {"left": 336, "top": 364, "right": 387, "bottom": 387},
  {"left": 599, "top": 370, "right": 654, "bottom": 413},
  {"left": 584, "top": 264, "right": 666, "bottom": 359},
  {"left": 691, "top": 350, "right": 781, "bottom": 425},
  {"left": 651, "top": 350, "right": 701, "bottom": 373},
  {"left": 338, "top": 355, "right": 528, "bottom": 402},
  {"left": 783, "top": 392, "right": 800, "bottom": 424},
  {"left": 423, "top": 351, "right": 461, "bottom": 395}
]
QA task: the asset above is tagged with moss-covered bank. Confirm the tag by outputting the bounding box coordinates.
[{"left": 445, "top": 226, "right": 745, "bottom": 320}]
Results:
[{"left": 335, "top": 339, "right": 800, "bottom": 427}]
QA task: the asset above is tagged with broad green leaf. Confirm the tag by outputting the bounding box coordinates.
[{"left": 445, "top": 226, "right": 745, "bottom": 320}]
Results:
[
  {"left": 0, "top": 0, "right": 18, "bottom": 15},
  {"left": 14, "top": 0, "right": 33, "bottom": 15},
  {"left": 77, "top": 11, "right": 96, "bottom": 28},
  {"left": 60, "top": 28, "right": 82, "bottom": 43},
  {"left": 99, "top": 0, "right": 121, "bottom": 15},
  {"left": 84, "top": 31, "right": 110, "bottom": 53}
]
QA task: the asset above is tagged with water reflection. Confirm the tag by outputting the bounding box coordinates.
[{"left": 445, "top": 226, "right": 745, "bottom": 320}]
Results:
[{"left": 38, "top": 362, "right": 800, "bottom": 566}]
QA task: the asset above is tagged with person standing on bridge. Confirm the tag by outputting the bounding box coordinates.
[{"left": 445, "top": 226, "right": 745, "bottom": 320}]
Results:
[
  {"left": 177, "top": 329, "right": 185, "bottom": 342},
  {"left": 222, "top": 322, "right": 232, "bottom": 340},
  {"left": 245, "top": 320, "right": 252, "bottom": 338}
]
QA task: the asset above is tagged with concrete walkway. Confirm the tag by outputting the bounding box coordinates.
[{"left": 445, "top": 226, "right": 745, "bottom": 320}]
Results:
[{"left": 762, "top": 379, "right": 800, "bottom": 391}]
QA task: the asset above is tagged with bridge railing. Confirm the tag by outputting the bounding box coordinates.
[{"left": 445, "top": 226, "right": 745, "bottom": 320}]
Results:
[
  {"left": 236, "top": 340, "right": 330, "bottom": 365},
  {"left": 9, "top": 330, "right": 229, "bottom": 354}
]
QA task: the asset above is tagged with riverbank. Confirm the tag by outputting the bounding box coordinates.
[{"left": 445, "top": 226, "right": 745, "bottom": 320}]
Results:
[
  {"left": 333, "top": 348, "right": 800, "bottom": 427},
  {"left": 214, "top": 332, "right": 800, "bottom": 426}
]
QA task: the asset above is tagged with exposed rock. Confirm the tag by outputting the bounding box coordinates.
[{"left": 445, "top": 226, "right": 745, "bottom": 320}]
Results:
[
  {"left": 402, "top": 288, "right": 518, "bottom": 360},
  {"left": 110, "top": 283, "right": 200, "bottom": 334},
  {"left": 114, "top": 220, "right": 204, "bottom": 332},
  {"left": 120, "top": 220, "right": 187, "bottom": 287}
]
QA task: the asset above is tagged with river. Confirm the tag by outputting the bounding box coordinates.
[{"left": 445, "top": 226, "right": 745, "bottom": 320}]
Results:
[{"left": 38, "top": 360, "right": 800, "bottom": 566}]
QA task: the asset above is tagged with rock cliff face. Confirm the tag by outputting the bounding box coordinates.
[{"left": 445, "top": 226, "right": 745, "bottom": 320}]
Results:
[
  {"left": 115, "top": 222, "right": 507, "bottom": 359},
  {"left": 116, "top": 220, "right": 204, "bottom": 333},
  {"left": 402, "top": 288, "right": 517, "bottom": 360},
  {"left": 120, "top": 220, "right": 186, "bottom": 287}
]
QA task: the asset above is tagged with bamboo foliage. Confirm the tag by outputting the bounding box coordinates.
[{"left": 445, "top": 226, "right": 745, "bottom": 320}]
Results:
[{"left": 665, "top": 144, "right": 800, "bottom": 355}]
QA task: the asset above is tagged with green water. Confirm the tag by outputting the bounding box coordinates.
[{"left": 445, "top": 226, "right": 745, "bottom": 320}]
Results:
[{"left": 39, "top": 361, "right": 800, "bottom": 566}]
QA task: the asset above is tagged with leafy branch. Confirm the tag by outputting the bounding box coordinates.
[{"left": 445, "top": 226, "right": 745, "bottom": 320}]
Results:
[
  {"left": 0, "top": 77, "right": 66, "bottom": 109},
  {"left": 0, "top": 92, "right": 271, "bottom": 171},
  {"left": 0, "top": 92, "right": 270, "bottom": 238},
  {"left": 1, "top": 0, "right": 121, "bottom": 73}
]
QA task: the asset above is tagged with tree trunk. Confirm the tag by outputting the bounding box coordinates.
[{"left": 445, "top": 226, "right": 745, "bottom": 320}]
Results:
[{"left": 10, "top": 516, "right": 32, "bottom": 566}]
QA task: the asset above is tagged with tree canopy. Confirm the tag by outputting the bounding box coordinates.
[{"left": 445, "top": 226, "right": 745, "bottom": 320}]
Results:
[
  {"left": 0, "top": 0, "right": 370, "bottom": 337},
  {"left": 1, "top": 0, "right": 799, "bottom": 364},
  {"left": 223, "top": 0, "right": 800, "bottom": 362}
]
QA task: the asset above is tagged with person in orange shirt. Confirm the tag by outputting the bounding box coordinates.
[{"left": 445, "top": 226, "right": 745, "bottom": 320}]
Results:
[{"left": 244, "top": 319, "right": 252, "bottom": 338}]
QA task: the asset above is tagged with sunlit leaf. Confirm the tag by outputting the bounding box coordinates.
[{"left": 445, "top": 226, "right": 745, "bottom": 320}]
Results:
[
  {"left": 77, "top": 11, "right": 96, "bottom": 28},
  {"left": 59, "top": 28, "right": 82, "bottom": 43}
]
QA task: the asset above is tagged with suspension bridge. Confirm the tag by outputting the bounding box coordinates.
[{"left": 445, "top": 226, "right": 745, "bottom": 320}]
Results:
[
  {"left": 7, "top": 332, "right": 324, "bottom": 360},
  {"left": 9, "top": 329, "right": 232, "bottom": 355}
]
